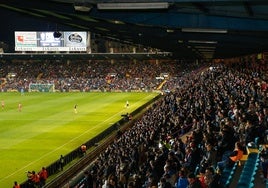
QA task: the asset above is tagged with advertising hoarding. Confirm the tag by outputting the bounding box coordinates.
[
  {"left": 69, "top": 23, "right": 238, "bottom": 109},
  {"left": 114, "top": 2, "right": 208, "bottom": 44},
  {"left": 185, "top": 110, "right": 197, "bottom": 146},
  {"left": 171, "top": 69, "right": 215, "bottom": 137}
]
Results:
[{"left": 15, "top": 31, "right": 88, "bottom": 52}]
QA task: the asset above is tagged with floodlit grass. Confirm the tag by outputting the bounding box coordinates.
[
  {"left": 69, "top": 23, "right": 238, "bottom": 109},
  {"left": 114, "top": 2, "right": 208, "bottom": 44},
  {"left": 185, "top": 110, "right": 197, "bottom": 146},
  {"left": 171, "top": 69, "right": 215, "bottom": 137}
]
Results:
[{"left": 0, "top": 92, "right": 159, "bottom": 187}]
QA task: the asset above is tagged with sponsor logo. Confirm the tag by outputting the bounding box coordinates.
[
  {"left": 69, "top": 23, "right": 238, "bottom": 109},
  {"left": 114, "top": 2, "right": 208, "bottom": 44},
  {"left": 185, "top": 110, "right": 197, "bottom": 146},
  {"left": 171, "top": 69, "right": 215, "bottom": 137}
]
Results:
[
  {"left": 17, "top": 36, "right": 24, "bottom": 42},
  {"left": 68, "top": 33, "right": 83, "bottom": 43}
]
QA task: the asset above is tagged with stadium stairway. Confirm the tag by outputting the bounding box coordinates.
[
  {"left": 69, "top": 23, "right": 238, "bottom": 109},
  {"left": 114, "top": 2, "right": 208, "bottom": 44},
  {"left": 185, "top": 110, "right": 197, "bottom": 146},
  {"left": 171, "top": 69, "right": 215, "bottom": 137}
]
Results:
[
  {"left": 220, "top": 161, "right": 239, "bottom": 187},
  {"left": 228, "top": 147, "right": 265, "bottom": 188},
  {"left": 37, "top": 73, "right": 43, "bottom": 80},
  {"left": 0, "top": 78, "right": 6, "bottom": 87},
  {"left": 156, "top": 80, "right": 167, "bottom": 90},
  {"left": 228, "top": 162, "right": 265, "bottom": 188}
]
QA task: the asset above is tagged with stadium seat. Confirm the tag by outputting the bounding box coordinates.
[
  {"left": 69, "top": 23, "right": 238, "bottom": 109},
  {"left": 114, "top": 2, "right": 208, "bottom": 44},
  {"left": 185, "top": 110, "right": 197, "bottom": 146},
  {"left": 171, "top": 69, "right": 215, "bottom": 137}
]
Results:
[{"left": 220, "top": 161, "right": 238, "bottom": 187}]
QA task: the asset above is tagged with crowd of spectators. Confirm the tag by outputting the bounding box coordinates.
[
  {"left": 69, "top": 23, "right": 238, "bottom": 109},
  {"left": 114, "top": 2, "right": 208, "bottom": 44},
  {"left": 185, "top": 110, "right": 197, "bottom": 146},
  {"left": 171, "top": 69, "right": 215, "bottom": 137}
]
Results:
[
  {"left": 0, "top": 60, "right": 196, "bottom": 92},
  {"left": 80, "top": 60, "right": 268, "bottom": 188},
  {"left": 23, "top": 167, "right": 48, "bottom": 188},
  {"left": 2, "top": 58, "right": 267, "bottom": 187}
]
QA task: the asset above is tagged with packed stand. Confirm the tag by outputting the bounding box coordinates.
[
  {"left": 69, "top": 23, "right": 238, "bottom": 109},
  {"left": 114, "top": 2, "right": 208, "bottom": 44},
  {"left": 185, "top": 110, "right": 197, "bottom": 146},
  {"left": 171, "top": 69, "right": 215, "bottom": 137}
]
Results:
[
  {"left": 0, "top": 60, "right": 186, "bottom": 92},
  {"left": 3, "top": 58, "right": 267, "bottom": 187},
  {"left": 80, "top": 61, "right": 267, "bottom": 188}
]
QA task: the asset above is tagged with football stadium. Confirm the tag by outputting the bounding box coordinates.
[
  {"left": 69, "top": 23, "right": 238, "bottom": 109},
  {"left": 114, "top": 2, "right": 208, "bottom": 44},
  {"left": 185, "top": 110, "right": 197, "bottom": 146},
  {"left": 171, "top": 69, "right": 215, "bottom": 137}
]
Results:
[{"left": 0, "top": 1, "right": 268, "bottom": 188}]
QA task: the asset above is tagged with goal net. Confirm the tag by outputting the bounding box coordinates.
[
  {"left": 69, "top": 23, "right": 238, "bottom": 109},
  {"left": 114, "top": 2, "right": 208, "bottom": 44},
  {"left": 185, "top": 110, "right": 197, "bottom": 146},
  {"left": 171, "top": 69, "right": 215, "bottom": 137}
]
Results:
[{"left": 29, "top": 83, "right": 55, "bottom": 92}]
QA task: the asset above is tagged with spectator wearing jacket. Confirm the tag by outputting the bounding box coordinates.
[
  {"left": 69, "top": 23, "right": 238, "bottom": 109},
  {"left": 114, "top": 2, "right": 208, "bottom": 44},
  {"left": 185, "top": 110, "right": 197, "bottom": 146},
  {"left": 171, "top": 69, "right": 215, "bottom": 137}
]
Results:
[{"left": 38, "top": 167, "right": 48, "bottom": 187}]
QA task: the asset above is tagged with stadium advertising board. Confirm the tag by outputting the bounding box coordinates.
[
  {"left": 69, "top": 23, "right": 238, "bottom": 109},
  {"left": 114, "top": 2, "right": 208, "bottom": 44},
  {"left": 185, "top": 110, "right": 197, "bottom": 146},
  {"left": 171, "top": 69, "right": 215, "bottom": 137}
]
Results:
[
  {"left": 15, "top": 32, "right": 37, "bottom": 51},
  {"left": 15, "top": 31, "right": 88, "bottom": 52}
]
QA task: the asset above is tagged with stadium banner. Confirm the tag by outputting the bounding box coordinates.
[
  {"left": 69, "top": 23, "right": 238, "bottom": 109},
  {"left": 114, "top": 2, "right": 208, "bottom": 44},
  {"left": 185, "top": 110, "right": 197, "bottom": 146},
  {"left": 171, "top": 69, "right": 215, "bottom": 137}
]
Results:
[
  {"left": 29, "top": 83, "right": 55, "bottom": 92},
  {"left": 130, "top": 90, "right": 144, "bottom": 92},
  {"left": 15, "top": 31, "right": 88, "bottom": 52}
]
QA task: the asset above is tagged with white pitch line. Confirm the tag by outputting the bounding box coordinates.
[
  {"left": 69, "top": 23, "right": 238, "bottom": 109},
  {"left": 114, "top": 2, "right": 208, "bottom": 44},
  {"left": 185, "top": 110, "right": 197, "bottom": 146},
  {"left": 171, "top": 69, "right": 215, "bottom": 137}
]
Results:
[{"left": 1, "top": 93, "right": 156, "bottom": 182}]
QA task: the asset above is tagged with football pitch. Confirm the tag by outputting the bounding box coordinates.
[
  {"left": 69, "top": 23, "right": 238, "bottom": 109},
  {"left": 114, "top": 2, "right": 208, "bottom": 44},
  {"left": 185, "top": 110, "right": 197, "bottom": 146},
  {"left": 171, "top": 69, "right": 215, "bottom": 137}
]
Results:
[{"left": 0, "top": 92, "right": 159, "bottom": 187}]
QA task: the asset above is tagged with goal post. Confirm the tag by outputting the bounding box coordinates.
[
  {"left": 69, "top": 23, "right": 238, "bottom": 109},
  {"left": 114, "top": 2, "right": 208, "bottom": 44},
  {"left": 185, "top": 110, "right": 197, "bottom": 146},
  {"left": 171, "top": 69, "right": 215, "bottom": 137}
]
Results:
[{"left": 29, "top": 83, "right": 55, "bottom": 92}]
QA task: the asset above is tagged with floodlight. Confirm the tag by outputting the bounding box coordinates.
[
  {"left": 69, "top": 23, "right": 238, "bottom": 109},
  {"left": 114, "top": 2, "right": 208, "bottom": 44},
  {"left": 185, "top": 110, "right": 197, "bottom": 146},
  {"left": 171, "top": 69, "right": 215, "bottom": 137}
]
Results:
[
  {"left": 182, "top": 28, "right": 227, "bottom": 34},
  {"left": 188, "top": 40, "right": 218, "bottom": 44},
  {"left": 74, "top": 4, "right": 92, "bottom": 12},
  {"left": 97, "top": 2, "right": 170, "bottom": 10}
]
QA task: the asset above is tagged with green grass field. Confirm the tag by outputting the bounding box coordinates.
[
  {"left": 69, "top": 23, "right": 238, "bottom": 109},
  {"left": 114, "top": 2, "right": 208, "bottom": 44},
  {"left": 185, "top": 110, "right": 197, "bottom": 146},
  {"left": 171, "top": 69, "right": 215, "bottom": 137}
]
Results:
[{"left": 0, "top": 92, "right": 159, "bottom": 187}]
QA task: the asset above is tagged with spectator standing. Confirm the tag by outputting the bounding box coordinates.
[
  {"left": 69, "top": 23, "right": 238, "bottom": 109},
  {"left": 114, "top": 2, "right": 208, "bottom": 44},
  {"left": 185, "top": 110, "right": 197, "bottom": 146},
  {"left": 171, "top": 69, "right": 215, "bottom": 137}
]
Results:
[
  {"left": 13, "top": 181, "right": 20, "bottom": 188},
  {"left": 81, "top": 144, "right": 87, "bottom": 156},
  {"left": 30, "top": 171, "right": 40, "bottom": 187},
  {"left": 26, "top": 171, "right": 34, "bottom": 187},
  {"left": 38, "top": 167, "right": 48, "bottom": 187},
  {"left": 59, "top": 155, "right": 65, "bottom": 171}
]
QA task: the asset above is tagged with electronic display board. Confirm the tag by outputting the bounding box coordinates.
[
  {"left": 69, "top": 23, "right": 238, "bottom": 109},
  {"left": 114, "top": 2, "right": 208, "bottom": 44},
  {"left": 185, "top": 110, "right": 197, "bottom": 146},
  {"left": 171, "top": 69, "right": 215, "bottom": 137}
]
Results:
[{"left": 15, "top": 31, "right": 88, "bottom": 52}]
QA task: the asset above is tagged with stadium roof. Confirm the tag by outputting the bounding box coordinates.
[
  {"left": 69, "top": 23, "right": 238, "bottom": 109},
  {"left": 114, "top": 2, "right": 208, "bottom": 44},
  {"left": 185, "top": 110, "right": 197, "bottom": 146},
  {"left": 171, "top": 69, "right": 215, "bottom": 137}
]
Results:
[{"left": 1, "top": 0, "right": 268, "bottom": 60}]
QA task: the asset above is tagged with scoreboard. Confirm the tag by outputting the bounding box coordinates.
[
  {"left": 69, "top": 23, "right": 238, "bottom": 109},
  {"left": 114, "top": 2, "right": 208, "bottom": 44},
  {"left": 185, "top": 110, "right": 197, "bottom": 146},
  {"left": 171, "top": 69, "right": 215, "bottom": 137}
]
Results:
[{"left": 15, "top": 31, "right": 88, "bottom": 52}]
